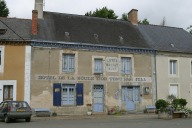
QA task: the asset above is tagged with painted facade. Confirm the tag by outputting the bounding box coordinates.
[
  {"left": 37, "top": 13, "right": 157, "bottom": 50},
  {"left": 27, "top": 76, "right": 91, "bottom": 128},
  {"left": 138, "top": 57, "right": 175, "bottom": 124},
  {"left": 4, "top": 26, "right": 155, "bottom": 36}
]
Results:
[
  {"left": 30, "top": 45, "right": 156, "bottom": 114},
  {"left": 156, "top": 52, "right": 192, "bottom": 108},
  {"left": 0, "top": 44, "right": 31, "bottom": 103},
  {"left": 138, "top": 24, "right": 192, "bottom": 109}
]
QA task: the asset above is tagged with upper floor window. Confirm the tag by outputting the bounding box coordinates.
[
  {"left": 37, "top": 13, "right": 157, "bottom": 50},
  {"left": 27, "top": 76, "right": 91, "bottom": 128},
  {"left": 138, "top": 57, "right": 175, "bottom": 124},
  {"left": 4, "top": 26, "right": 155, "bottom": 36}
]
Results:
[
  {"left": 170, "top": 60, "right": 177, "bottom": 75},
  {"left": 121, "top": 57, "right": 132, "bottom": 74},
  {"left": 94, "top": 58, "right": 103, "bottom": 74},
  {"left": 62, "top": 54, "right": 75, "bottom": 72}
]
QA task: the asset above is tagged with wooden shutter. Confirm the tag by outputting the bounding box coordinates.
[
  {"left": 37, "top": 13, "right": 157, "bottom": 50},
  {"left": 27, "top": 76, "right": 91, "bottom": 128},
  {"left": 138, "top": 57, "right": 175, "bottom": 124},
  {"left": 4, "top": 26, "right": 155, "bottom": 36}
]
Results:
[
  {"left": 53, "top": 83, "right": 61, "bottom": 106},
  {"left": 76, "top": 83, "right": 84, "bottom": 105}
]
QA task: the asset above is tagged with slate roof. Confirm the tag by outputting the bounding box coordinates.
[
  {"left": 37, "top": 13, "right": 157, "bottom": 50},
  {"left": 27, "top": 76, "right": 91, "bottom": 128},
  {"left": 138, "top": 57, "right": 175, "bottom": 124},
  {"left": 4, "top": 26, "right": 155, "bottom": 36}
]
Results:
[
  {"left": 138, "top": 24, "right": 192, "bottom": 53},
  {"left": 0, "top": 17, "right": 32, "bottom": 41},
  {"left": 33, "top": 11, "right": 150, "bottom": 49}
]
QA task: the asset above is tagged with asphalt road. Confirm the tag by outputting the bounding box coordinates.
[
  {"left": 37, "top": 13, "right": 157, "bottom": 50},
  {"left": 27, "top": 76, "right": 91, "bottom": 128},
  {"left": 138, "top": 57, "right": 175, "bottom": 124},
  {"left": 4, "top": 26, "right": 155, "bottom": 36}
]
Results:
[{"left": 0, "top": 116, "right": 192, "bottom": 128}]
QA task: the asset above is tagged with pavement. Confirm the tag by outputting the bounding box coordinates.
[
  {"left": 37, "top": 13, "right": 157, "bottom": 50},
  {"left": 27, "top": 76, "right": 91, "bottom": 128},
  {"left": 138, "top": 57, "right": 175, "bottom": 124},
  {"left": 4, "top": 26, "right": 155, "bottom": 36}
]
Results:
[{"left": 32, "top": 113, "right": 157, "bottom": 120}]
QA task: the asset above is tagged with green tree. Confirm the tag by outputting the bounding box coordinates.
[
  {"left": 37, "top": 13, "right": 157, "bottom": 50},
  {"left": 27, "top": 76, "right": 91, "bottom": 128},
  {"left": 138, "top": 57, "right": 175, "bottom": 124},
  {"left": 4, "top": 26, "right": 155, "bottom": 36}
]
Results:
[
  {"left": 187, "top": 25, "right": 192, "bottom": 34},
  {"left": 0, "top": 0, "right": 9, "bottom": 17},
  {"left": 139, "top": 18, "right": 149, "bottom": 25},
  {"left": 120, "top": 13, "right": 128, "bottom": 21},
  {"left": 85, "top": 6, "right": 118, "bottom": 19}
]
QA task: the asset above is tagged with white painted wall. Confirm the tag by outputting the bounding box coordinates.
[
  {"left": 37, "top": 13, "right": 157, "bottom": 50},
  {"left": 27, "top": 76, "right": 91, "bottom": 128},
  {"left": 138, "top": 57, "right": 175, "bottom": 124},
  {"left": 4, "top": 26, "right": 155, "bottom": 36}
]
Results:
[{"left": 156, "top": 54, "right": 192, "bottom": 108}]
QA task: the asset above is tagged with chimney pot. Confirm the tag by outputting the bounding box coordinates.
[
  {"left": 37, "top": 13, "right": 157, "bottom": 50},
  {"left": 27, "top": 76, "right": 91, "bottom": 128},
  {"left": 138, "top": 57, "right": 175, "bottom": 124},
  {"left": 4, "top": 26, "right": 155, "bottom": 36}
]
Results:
[
  {"left": 128, "top": 9, "right": 138, "bottom": 25},
  {"left": 32, "top": 10, "right": 38, "bottom": 35}
]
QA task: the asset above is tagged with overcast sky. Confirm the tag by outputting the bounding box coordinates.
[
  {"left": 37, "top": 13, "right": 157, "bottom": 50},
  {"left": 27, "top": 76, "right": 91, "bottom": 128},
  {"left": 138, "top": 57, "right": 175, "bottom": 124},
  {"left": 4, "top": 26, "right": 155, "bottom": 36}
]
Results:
[{"left": 5, "top": 0, "right": 192, "bottom": 30}]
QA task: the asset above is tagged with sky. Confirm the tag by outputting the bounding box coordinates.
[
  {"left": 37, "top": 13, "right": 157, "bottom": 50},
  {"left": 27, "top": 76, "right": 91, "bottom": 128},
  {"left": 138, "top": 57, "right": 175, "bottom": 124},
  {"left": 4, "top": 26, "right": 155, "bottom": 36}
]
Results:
[{"left": 4, "top": 0, "right": 192, "bottom": 30}]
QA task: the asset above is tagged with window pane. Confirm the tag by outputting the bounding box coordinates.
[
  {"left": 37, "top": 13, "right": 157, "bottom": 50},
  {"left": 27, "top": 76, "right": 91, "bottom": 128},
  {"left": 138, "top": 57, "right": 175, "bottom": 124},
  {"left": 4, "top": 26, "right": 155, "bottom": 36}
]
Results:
[
  {"left": 169, "top": 84, "right": 178, "bottom": 97},
  {"left": 170, "top": 60, "right": 177, "bottom": 75},
  {"left": 94, "top": 59, "right": 103, "bottom": 73},
  {"left": 63, "top": 54, "right": 75, "bottom": 72},
  {"left": 121, "top": 57, "right": 132, "bottom": 74}
]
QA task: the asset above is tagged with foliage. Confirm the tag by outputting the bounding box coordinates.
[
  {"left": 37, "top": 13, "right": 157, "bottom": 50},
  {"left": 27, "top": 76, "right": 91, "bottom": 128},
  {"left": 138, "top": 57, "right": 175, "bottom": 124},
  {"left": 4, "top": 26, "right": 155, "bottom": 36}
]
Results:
[
  {"left": 167, "top": 94, "right": 176, "bottom": 103},
  {"left": 172, "top": 98, "right": 187, "bottom": 110},
  {"left": 108, "top": 106, "right": 127, "bottom": 115},
  {"left": 0, "top": 0, "right": 9, "bottom": 17},
  {"left": 85, "top": 6, "right": 118, "bottom": 19},
  {"left": 120, "top": 13, "right": 128, "bottom": 21},
  {"left": 139, "top": 18, "right": 149, "bottom": 25},
  {"left": 155, "top": 99, "right": 168, "bottom": 112},
  {"left": 187, "top": 25, "right": 192, "bottom": 34}
]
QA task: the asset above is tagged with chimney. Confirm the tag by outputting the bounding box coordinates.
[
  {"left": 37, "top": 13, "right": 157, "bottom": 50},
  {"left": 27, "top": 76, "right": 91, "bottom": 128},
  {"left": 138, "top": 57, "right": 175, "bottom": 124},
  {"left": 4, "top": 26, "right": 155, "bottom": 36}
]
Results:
[
  {"left": 128, "top": 9, "right": 138, "bottom": 25},
  {"left": 35, "top": 0, "right": 43, "bottom": 19},
  {"left": 32, "top": 10, "right": 38, "bottom": 35}
]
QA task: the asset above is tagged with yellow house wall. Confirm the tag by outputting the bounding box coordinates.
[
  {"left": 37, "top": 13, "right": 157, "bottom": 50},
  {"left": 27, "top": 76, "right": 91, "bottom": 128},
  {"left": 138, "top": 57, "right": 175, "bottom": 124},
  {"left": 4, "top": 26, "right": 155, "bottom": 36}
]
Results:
[{"left": 0, "top": 45, "right": 25, "bottom": 100}]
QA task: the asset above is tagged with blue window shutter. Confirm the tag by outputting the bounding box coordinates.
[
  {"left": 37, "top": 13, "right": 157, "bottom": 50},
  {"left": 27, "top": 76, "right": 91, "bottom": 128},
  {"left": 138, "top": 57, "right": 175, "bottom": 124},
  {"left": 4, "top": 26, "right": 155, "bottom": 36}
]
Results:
[
  {"left": 53, "top": 83, "right": 61, "bottom": 106},
  {"left": 76, "top": 83, "right": 84, "bottom": 106}
]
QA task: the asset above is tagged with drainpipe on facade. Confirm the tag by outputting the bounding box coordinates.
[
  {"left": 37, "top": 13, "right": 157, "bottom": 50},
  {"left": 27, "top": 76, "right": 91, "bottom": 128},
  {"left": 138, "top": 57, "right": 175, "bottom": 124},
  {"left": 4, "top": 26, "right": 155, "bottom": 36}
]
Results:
[{"left": 154, "top": 51, "right": 158, "bottom": 103}]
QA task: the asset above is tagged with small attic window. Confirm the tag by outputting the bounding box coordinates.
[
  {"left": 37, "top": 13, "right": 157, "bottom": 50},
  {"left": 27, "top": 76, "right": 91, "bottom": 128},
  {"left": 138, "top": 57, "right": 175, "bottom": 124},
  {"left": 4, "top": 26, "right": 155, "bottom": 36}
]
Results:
[
  {"left": 65, "top": 32, "right": 69, "bottom": 36},
  {"left": 0, "top": 29, "right": 7, "bottom": 35},
  {"left": 170, "top": 44, "right": 175, "bottom": 48},
  {"left": 119, "top": 36, "right": 124, "bottom": 44},
  {"left": 94, "top": 34, "right": 98, "bottom": 39},
  {"left": 65, "top": 32, "right": 70, "bottom": 41},
  {"left": 94, "top": 33, "right": 99, "bottom": 43}
]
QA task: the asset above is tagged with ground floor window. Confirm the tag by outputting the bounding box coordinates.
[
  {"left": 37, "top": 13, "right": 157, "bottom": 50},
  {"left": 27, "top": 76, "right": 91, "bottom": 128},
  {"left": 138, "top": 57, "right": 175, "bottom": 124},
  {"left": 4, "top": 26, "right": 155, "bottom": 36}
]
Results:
[
  {"left": 61, "top": 84, "right": 76, "bottom": 105},
  {"left": 3, "top": 85, "right": 13, "bottom": 101},
  {"left": 169, "top": 84, "right": 179, "bottom": 98},
  {"left": 53, "top": 83, "right": 83, "bottom": 106}
]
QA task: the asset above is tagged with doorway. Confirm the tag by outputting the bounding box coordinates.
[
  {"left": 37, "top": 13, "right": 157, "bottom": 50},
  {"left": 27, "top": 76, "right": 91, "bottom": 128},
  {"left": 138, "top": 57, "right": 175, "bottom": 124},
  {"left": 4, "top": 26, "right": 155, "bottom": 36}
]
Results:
[
  {"left": 93, "top": 85, "right": 104, "bottom": 112},
  {"left": 122, "top": 86, "right": 140, "bottom": 111}
]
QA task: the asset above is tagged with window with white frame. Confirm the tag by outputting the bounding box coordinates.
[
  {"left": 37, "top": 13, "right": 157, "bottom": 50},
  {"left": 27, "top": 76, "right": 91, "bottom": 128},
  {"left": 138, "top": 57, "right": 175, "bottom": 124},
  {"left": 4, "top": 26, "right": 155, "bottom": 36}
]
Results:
[
  {"left": 170, "top": 60, "right": 177, "bottom": 75},
  {"left": 169, "top": 84, "right": 179, "bottom": 98},
  {"left": 121, "top": 57, "right": 132, "bottom": 74},
  {"left": 94, "top": 58, "right": 103, "bottom": 74},
  {"left": 62, "top": 54, "right": 75, "bottom": 72}
]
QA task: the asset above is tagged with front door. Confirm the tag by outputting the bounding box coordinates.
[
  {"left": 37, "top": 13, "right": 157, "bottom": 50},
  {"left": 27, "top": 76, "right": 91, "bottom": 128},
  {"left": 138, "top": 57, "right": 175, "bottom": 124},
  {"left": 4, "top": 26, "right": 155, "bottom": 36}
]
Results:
[
  {"left": 61, "top": 84, "right": 75, "bottom": 105},
  {"left": 122, "top": 86, "right": 140, "bottom": 111},
  {"left": 93, "top": 85, "right": 104, "bottom": 112}
]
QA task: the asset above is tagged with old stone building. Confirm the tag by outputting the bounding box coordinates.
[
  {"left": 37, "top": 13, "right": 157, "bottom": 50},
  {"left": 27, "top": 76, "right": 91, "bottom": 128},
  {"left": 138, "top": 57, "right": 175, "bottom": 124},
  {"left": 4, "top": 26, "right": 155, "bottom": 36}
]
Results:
[{"left": 29, "top": 0, "right": 156, "bottom": 115}]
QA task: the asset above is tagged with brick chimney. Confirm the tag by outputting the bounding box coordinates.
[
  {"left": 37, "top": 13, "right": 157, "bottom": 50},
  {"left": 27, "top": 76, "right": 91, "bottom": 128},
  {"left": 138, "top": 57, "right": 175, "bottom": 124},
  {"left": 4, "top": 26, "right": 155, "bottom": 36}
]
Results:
[
  {"left": 128, "top": 9, "right": 138, "bottom": 25},
  {"left": 32, "top": 10, "right": 38, "bottom": 35}
]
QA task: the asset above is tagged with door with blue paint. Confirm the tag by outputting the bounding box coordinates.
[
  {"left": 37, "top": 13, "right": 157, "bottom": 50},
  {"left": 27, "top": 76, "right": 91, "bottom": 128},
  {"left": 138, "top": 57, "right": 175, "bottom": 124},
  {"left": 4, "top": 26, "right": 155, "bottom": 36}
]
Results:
[
  {"left": 122, "top": 86, "right": 140, "bottom": 111},
  {"left": 93, "top": 85, "right": 104, "bottom": 112}
]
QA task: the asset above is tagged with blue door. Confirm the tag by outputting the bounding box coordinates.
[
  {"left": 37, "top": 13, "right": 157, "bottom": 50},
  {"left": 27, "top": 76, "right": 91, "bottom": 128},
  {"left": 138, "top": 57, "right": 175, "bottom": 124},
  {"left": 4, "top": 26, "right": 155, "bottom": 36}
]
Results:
[
  {"left": 122, "top": 86, "right": 137, "bottom": 111},
  {"left": 93, "top": 85, "right": 104, "bottom": 112}
]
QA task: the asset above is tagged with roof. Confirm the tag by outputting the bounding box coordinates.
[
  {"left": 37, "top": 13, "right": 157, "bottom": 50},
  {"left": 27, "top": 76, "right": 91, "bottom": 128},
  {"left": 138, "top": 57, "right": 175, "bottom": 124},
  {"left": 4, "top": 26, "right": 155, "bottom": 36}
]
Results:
[
  {"left": 33, "top": 11, "right": 150, "bottom": 49},
  {"left": 138, "top": 24, "right": 192, "bottom": 53},
  {"left": 0, "top": 17, "right": 32, "bottom": 41}
]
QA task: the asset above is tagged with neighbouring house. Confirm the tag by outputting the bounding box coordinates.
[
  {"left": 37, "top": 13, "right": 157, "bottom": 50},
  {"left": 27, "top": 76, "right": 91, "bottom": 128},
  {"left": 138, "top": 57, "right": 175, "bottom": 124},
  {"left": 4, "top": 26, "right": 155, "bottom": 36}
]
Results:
[
  {"left": 29, "top": 0, "right": 156, "bottom": 115},
  {"left": 0, "top": 17, "right": 31, "bottom": 103},
  {"left": 138, "top": 24, "right": 192, "bottom": 108}
]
